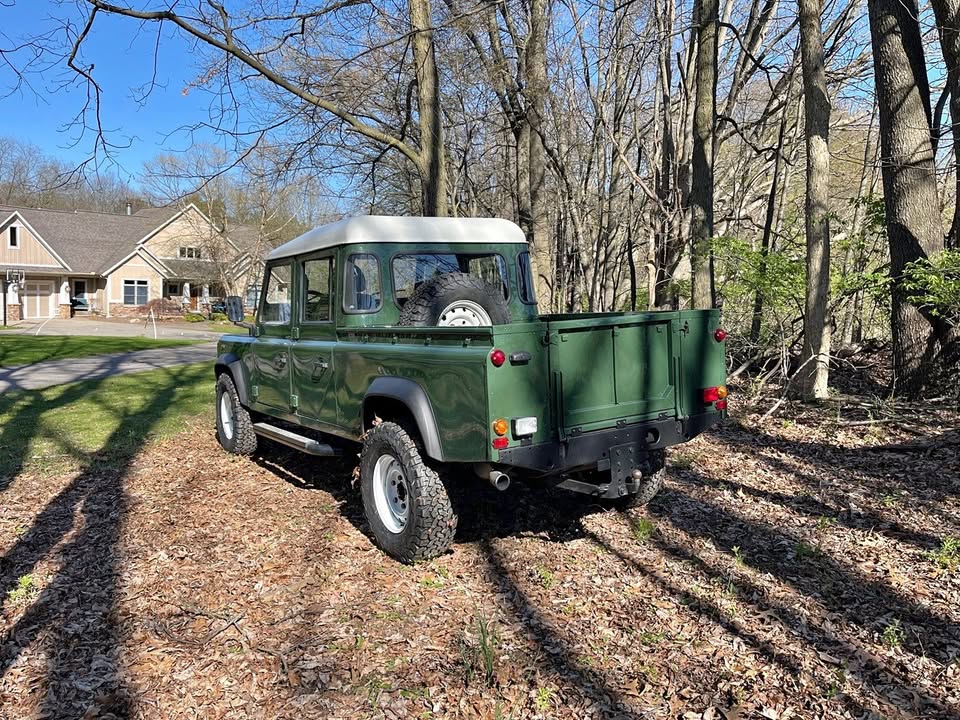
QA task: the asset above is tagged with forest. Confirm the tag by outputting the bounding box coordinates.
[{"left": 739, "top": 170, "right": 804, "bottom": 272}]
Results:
[{"left": 6, "top": 0, "right": 954, "bottom": 403}]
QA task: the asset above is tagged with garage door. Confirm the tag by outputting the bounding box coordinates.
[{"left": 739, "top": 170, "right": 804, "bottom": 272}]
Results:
[{"left": 22, "top": 282, "right": 54, "bottom": 319}]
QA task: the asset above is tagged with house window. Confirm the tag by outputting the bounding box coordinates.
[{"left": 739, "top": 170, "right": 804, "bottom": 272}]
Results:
[
  {"left": 167, "top": 283, "right": 180, "bottom": 296},
  {"left": 178, "top": 247, "right": 201, "bottom": 259},
  {"left": 8, "top": 226, "right": 18, "bottom": 249},
  {"left": 123, "top": 279, "right": 149, "bottom": 306}
]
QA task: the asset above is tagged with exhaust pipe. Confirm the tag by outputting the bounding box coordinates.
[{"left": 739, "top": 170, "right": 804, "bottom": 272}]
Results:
[
  {"left": 475, "top": 463, "right": 511, "bottom": 491},
  {"left": 489, "top": 471, "right": 511, "bottom": 491}
]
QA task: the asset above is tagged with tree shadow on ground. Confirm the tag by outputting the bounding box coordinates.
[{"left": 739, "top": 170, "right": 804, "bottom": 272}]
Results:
[
  {"left": 0, "top": 365, "right": 206, "bottom": 717},
  {"left": 253, "top": 442, "right": 605, "bottom": 548}
]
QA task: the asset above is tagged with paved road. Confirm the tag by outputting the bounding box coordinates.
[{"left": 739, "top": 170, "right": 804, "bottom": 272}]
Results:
[
  {"left": 9, "top": 317, "right": 226, "bottom": 341},
  {"left": 0, "top": 342, "right": 218, "bottom": 393}
]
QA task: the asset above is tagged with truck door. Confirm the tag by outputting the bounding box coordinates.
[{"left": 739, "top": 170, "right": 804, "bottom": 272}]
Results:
[
  {"left": 290, "top": 253, "right": 339, "bottom": 427},
  {"left": 252, "top": 261, "right": 294, "bottom": 411}
]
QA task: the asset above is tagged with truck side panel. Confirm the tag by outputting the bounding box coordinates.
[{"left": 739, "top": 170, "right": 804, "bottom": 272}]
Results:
[
  {"left": 678, "top": 309, "right": 726, "bottom": 417},
  {"left": 334, "top": 333, "right": 491, "bottom": 462}
]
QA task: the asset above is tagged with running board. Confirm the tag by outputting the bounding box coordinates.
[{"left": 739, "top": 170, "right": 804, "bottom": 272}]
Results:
[{"left": 253, "top": 422, "right": 339, "bottom": 456}]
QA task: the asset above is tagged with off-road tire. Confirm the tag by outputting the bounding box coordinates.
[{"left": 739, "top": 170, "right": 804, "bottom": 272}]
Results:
[
  {"left": 360, "top": 422, "right": 458, "bottom": 563},
  {"left": 397, "top": 272, "right": 511, "bottom": 327},
  {"left": 216, "top": 373, "right": 258, "bottom": 456}
]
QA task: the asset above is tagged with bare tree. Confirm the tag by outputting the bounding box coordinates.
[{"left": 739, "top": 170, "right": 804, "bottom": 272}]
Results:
[
  {"left": 868, "top": 0, "right": 948, "bottom": 396},
  {"left": 797, "top": 0, "right": 831, "bottom": 400},
  {"left": 690, "top": 0, "right": 719, "bottom": 309}
]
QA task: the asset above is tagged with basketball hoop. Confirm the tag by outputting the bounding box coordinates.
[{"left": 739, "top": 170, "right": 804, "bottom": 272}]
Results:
[{"left": 5, "top": 268, "right": 24, "bottom": 286}]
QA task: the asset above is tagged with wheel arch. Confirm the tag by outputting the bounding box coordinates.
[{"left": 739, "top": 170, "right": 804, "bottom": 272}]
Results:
[
  {"left": 362, "top": 377, "right": 444, "bottom": 461},
  {"left": 215, "top": 352, "right": 251, "bottom": 407}
]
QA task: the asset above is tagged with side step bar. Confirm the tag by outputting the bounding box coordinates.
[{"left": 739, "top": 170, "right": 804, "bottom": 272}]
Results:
[{"left": 253, "top": 422, "right": 339, "bottom": 456}]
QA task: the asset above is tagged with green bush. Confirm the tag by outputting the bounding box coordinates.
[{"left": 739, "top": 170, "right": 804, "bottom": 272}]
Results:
[
  {"left": 184, "top": 313, "right": 206, "bottom": 323},
  {"left": 902, "top": 250, "right": 960, "bottom": 327},
  {"left": 210, "top": 312, "right": 228, "bottom": 322}
]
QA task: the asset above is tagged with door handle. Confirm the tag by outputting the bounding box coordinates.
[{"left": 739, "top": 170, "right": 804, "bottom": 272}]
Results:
[
  {"left": 311, "top": 358, "right": 329, "bottom": 381},
  {"left": 273, "top": 353, "right": 287, "bottom": 370}
]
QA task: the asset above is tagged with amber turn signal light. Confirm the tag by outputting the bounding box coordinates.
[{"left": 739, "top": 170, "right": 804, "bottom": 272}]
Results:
[
  {"left": 492, "top": 418, "right": 509, "bottom": 436},
  {"left": 717, "top": 385, "right": 728, "bottom": 399}
]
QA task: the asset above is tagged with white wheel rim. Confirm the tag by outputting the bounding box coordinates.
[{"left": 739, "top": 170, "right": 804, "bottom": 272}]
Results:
[
  {"left": 438, "top": 300, "right": 492, "bottom": 327},
  {"left": 373, "top": 454, "right": 409, "bottom": 534},
  {"left": 219, "top": 392, "right": 235, "bottom": 441}
]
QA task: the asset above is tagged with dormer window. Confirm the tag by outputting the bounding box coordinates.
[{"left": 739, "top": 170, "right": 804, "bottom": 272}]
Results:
[
  {"left": 178, "top": 246, "right": 201, "bottom": 259},
  {"left": 8, "top": 226, "right": 18, "bottom": 249}
]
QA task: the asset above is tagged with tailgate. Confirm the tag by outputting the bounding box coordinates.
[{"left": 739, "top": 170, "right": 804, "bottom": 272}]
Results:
[{"left": 545, "top": 313, "right": 679, "bottom": 434}]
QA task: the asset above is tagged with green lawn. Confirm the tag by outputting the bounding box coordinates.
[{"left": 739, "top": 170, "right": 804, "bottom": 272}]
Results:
[
  {"left": 0, "top": 362, "right": 214, "bottom": 477},
  {"left": 0, "top": 335, "right": 199, "bottom": 368}
]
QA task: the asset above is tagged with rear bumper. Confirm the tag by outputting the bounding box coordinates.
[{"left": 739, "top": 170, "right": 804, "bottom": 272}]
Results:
[{"left": 496, "top": 412, "right": 723, "bottom": 474}]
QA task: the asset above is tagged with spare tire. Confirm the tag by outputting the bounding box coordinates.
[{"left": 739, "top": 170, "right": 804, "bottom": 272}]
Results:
[{"left": 398, "top": 272, "right": 511, "bottom": 327}]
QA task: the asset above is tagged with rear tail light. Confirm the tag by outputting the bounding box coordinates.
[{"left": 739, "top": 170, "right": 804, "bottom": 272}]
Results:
[
  {"left": 703, "top": 387, "right": 720, "bottom": 403},
  {"left": 492, "top": 437, "right": 509, "bottom": 450},
  {"left": 490, "top": 349, "right": 506, "bottom": 367},
  {"left": 714, "top": 328, "right": 727, "bottom": 342}
]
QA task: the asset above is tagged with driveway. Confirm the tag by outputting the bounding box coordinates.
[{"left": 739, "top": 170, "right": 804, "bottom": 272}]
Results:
[
  {"left": 0, "top": 342, "right": 217, "bottom": 393},
  {"left": 10, "top": 317, "right": 227, "bottom": 342}
]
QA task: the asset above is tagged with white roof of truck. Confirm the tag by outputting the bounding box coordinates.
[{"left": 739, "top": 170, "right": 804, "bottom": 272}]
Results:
[{"left": 266, "top": 215, "right": 527, "bottom": 260}]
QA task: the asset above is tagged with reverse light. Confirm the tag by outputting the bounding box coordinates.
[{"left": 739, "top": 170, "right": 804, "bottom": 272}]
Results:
[
  {"left": 513, "top": 416, "right": 538, "bottom": 437},
  {"left": 492, "top": 418, "right": 509, "bottom": 436},
  {"left": 716, "top": 399, "right": 728, "bottom": 411},
  {"left": 716, "top": 385, "right": 728, "bottom": 400},
  {"left": 490, "top": 349, "right": 506, "bottom": 367},
  {"left": 492, "top": 437, "right": 509, "bottom": 450},
  {"left": 714, "top": 328, "right": 727, "bottom": 343},
  {"left": 703, "top": 387, "right": 720, "bottom": 403}
]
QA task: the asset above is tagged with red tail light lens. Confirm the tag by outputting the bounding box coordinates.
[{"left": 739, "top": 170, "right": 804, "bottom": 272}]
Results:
[
  {"left": 492, "top": 437, "right": 509, "bottom": 450},
  {"left": 714, "top": 328, "right": 727, "bottom": 342},
  {"left": 703, "top": 387, "right": 720, "bottom": 403},
  {"left": 715, "top": 399, "right": 728, "bottom": 411},
  {"left": 490, "top": 349, "right": 506, "bottom": 367}
]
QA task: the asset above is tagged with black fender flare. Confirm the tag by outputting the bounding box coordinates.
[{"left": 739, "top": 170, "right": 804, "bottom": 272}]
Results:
[
  {"left": 363, "top": 377, "right": 444, "bottom": 461},
  {"left": 215, "top": 352, "right": 252, "bottom": 407}
]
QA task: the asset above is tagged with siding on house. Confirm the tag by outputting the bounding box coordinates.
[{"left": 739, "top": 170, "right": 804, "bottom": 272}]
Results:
[
  {"left": 0, "top": 219, "right": 66, "bottom": 269},
  {"left": 108, "top": 254, "right": 166, "bottom": 304},
  {"left": 143, "top": 208, "right": 219, "bottom": 260}
]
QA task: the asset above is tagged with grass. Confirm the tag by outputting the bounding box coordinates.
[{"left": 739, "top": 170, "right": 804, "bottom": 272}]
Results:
[
  {"left": 927, "top": 536, "right": 960, "bottom": 573},
  {"left": 0, "top": 335, "right": 199, "bottom": 368},
  {"left": 0, "top": 361, "right": 214, "bottom": 476},
  {"left": 630, "top": 516, "right": 657, "bottom": 542}
]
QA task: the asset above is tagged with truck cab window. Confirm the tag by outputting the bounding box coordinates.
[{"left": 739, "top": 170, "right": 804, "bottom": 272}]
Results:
[
  {"left": 392, "top": 253, "right": 507, "bottom": 306},
  {"left": 260, "top": 263, "right": 292, "bottom": 323},
  {"left": 302, "top": 257, "right": 333, "bottom": 322},
  {"left": 344, "top": 254, "right": 382, "bottom": 313}
]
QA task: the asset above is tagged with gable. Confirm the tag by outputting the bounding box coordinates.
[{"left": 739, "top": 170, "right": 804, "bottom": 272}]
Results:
[
  {"left": 142, "top": 206, "right": 222, "bottom": 259},
  {"left": 0, "top": 214, "right": 68, "bottom": 270}
]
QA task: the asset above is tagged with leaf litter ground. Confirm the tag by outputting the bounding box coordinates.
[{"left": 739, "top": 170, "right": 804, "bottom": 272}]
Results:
[{"left": 1, "top": 397, "right": 958, "bottom": 719}]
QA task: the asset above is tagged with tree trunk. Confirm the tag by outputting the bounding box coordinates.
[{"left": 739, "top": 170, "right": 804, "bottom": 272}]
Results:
[
  {"left": 868, "top": 0, "right": 946, "bottom": 396},
  {"left": 931, "top": 0, "right": 960, "bottom": 249},
  {"left": 410, "top": 0, "right": 448, "bottom": 217},
  {"left": 690, "top": 0, "right": 718, "bottom": 309},
  {"left": 526, "top": 0, "right": 552, "bottom": 307},
  {"left": 798, "top": 0, "right": 831, "bottom": 400}
]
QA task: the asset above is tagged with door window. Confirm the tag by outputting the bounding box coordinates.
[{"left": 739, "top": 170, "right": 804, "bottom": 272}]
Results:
[
  {"left": 302, "top": 257, "right": 333, "bottom": 322},
  {"left": 260, "top": 263, "right": 292, "bottom": 324}
]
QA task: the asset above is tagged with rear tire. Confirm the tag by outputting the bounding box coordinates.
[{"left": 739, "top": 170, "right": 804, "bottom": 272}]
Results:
[
  {"left": 216, "top": 373, "right": 258, "bottom": 456},
  {"left": 360, "top": 422, "right": 458, "bottom": 563},
  {"left": 397, "top": 272, "right": 511, "bottom": 327}
]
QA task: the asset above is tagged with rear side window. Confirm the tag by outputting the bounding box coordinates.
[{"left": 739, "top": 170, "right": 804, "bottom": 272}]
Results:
[
  {"left": 302, "top": 257, "right": 333, "bottom": 322},
  {"left": 517, "top": 251, "right": 537, "bottom": 305},
  {"left": 344, "top": 254, "right": 382, "bottom": 313},
  {"left": 392, "top": 253, "right": 507, "bottom": 306},
  {"left": 260, "top": 263, "right": 292, "bottom": 324}
]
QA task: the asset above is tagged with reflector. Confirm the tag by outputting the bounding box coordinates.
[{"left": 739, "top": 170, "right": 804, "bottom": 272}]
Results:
[{"left": 490, "top": 349, "right": 506, "bottom": 367}]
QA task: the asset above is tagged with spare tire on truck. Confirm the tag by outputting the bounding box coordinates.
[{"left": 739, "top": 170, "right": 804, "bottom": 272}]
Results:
[{"left": 397, "top": 272, "right": 511, "bottom": 327}]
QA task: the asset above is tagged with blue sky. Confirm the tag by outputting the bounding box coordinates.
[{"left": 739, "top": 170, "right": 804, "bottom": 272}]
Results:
[{"left": 0, "top": 2, "right": 230, "bottom": 181}]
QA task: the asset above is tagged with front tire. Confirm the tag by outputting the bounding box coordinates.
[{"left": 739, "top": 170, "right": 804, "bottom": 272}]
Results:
[
  {"left": 216, "top": 373, "right": 258, "bottom": 456},
  {"left": 360, "top": 422, "right": 457, "bottom": 563}
]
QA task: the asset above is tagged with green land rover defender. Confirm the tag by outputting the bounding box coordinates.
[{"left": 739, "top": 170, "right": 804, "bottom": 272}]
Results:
[{"left": 215, "top": 216, "right": 728, "bottom": 562}]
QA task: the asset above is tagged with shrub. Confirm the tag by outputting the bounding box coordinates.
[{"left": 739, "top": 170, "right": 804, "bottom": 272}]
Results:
[
  {"left": 210, "top": 312, "right": 228, "bottom": 322},
  {"left": 902, "top": 250, "right": 960, "bottom": 327},
  {"left": 184, "top": 313, "right": 206, "bottom": 323}
]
